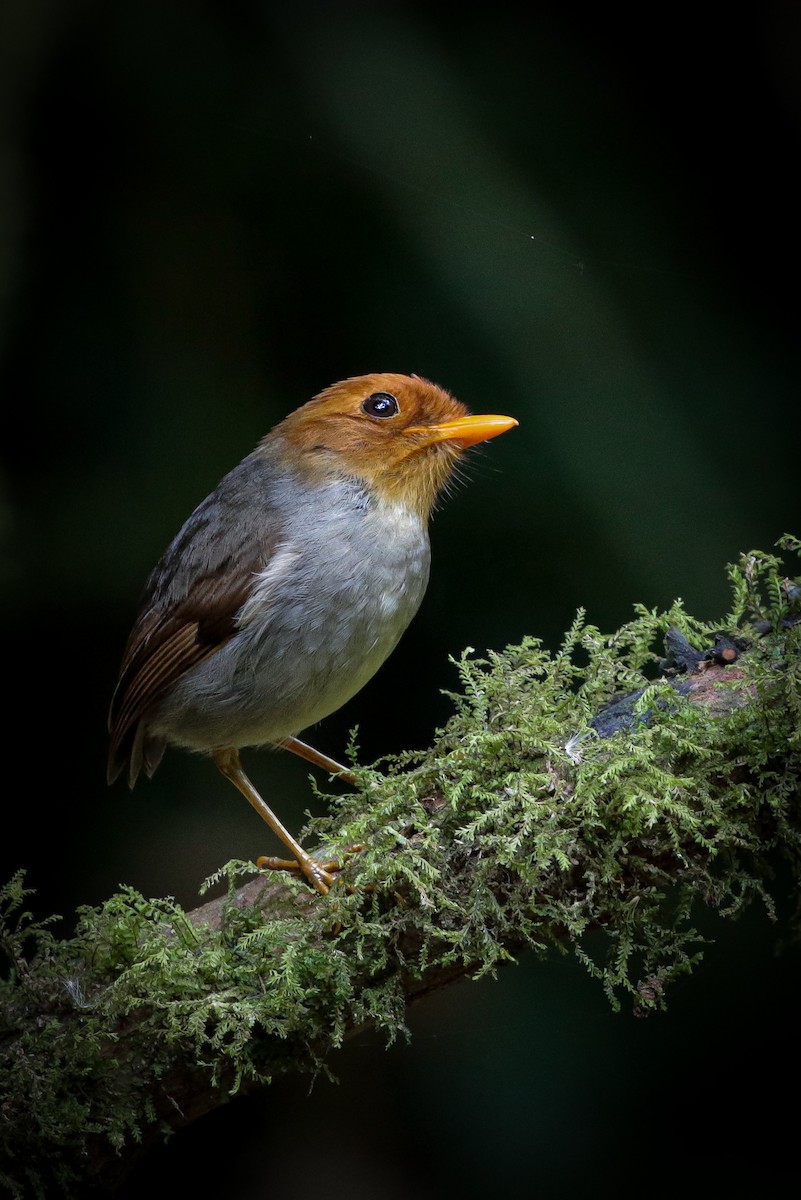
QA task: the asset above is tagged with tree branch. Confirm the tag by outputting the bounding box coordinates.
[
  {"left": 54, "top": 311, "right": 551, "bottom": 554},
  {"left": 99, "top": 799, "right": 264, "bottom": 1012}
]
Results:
[{"left": 2, "top": 542, "right": 799, "bottom": 1197}]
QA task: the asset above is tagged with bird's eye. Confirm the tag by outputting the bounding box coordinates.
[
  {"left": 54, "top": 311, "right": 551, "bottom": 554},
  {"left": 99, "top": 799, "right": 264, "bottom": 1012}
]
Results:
[{"left": 361, "top": 392, "right": 399, "bottom": 419}]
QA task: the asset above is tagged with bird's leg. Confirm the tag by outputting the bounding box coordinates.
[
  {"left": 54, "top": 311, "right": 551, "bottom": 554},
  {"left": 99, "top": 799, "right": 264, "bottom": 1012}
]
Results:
[
  {"left": 278, "top": 735, "right": 358, "bottom": 785},
  {"left": 212, "top": 747, "right": 338, "bottom": 895},
  {"left": 275, "top": 738, "right": 369, "bottom": 874}
]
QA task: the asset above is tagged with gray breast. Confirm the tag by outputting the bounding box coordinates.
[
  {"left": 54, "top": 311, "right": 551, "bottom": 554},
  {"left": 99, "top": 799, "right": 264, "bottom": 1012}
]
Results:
[{"left": 150, "top": 479, "right": 431, "bottom": 751}]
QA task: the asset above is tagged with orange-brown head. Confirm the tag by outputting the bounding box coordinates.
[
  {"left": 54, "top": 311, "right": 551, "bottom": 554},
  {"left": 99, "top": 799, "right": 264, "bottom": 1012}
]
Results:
[{"left": 268, "top": 372, "right": 517, "bottom": 519}]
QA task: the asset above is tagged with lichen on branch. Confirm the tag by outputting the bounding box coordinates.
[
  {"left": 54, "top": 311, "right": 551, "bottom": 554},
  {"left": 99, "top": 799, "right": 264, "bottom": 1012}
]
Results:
[{"left": 1, "top": 536, "right": 799, "bottom": 1197}]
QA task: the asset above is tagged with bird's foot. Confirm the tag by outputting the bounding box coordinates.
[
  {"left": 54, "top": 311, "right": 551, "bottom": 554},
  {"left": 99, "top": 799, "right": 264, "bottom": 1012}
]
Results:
[
  {"left": 256, "top": 853, "right": 338, "bottom": 895},
  {"left": 256, "top": 843, "right": 366, "bottom": 896}
]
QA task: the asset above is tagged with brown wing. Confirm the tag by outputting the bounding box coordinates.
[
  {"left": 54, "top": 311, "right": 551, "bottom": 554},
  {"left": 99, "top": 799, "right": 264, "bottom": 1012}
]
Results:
[
  {"left": 107, "top": 449, "right": 286, "bottom": 785},
  {"left": 106, "top": 558, "right": 264, "bottom": 785}
]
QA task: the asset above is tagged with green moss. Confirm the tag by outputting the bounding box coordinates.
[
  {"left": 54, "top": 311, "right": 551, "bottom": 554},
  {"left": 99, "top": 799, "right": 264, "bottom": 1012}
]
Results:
[{"left": 1, "top": 537, "right": 799, "bottom": 1195}]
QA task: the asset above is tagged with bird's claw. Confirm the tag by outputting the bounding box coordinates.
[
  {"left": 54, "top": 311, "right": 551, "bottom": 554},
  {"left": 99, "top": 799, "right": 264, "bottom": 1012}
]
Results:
[
  {"left": 256, "top": 854, "right": 337, "bottom": 894},
  {"left": 256, "top": 843, "right": 366, "bottom": 896}
]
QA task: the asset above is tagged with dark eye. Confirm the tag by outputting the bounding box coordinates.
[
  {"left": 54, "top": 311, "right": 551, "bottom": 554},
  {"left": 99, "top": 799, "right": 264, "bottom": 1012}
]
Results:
[{"left": 361, "top": 391, "right": 399, "bottom": 419}]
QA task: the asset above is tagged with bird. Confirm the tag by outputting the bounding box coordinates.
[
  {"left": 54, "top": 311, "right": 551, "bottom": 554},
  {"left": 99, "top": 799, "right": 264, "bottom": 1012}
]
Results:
[{"left": 107, "top": 372, "right": 517, "bottom": 894}]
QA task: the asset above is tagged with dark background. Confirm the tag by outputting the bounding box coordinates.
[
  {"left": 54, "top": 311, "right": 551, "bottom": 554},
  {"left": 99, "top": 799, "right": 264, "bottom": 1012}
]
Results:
[{"left": 2, "top": 2, "right": 799, "bottom": 1195}]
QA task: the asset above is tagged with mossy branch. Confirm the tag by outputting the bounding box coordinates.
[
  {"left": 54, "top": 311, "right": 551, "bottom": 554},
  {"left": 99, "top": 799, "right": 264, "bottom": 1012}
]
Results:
[{"left": 2, "top": 538, "right": 800, "bottom": 1197}]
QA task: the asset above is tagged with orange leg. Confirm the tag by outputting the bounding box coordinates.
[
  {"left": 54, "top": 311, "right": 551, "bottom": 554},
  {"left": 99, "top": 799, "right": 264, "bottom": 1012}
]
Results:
[
  {"left": 213, "top": 747, "right": 338, "bottom": 895},
  {"left": 278, "top": 736, "right": 358, "bottom": 785}
]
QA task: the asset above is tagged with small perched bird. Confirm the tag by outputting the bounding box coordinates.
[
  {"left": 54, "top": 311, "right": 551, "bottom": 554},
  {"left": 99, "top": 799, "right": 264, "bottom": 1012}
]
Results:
[{"left": 108, "top": 373, "right": 517, "bottom": 893}]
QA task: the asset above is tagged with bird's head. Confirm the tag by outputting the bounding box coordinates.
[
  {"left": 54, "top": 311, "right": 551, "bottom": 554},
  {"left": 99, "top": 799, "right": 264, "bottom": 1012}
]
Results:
[{"left": 268, "top": 372, "right": 518, "bottom": 518}]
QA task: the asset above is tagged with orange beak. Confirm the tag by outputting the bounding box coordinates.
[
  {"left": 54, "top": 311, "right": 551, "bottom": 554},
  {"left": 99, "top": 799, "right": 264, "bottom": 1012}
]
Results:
[{"left": 406, "top": 414, "right": 518, "bottom": 448}]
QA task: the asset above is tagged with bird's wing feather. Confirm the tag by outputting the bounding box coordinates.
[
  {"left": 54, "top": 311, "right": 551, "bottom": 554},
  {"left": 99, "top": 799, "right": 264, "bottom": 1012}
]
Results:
[
  {"left": 107, "top": 453, "right": 287, "bottom": 781},
  {"left": 106, "top": 554, "right": 268, "bottom": 781}
]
